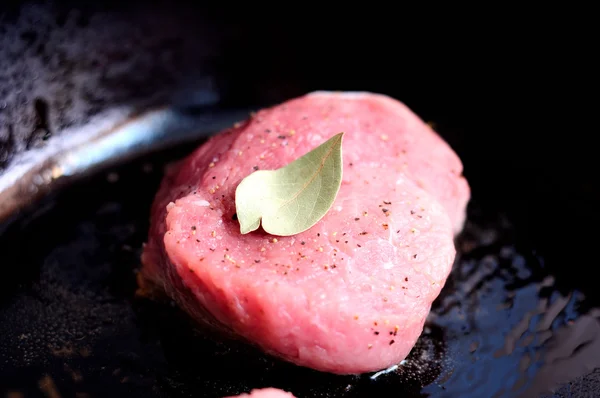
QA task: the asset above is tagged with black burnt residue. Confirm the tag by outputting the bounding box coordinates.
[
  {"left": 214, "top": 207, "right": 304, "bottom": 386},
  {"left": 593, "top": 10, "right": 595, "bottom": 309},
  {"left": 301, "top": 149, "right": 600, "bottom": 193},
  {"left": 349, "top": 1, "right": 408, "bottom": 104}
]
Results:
[
  {"left": 25, "top": 98, "right": 52, "bottom": 149},
  {"left": 0, "top": 124, "right": 16, "bottom": 171},
  {"left": 19, "top": 30, "right": 37, "bottom": 45}
]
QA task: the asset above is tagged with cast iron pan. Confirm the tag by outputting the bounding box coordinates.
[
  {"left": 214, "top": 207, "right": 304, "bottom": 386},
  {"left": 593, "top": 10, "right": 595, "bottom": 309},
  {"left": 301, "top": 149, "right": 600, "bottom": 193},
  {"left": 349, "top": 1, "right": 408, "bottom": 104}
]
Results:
[{"left": 1, "top": 2, "right": 597, "bottom": 397}]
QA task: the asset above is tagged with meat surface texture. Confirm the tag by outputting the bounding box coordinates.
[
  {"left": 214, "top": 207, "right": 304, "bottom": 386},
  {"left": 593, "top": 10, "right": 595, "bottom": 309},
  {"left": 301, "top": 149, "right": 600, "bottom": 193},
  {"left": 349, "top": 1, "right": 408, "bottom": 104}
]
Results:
[
  {"left": 140, "top": 91, "right": 470, "bottom": 374},
  {"left": 224, "top": 388, "right": 296, "bottom": 398}
]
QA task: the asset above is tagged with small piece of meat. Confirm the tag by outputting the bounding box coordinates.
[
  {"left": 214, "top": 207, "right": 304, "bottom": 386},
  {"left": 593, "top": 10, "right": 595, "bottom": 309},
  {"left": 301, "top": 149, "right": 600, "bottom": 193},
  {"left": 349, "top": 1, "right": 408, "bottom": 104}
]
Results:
[
  {"left": 140, "top": 91, "right": 469, "bottom": 374},
  {"left": 224, "top": 388, "right": 296, "bottom": 398}
]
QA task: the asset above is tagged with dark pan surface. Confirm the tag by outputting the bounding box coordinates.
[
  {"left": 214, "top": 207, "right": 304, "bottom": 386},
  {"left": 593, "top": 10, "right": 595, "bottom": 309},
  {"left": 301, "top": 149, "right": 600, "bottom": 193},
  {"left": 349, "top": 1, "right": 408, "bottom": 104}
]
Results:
[{"left": 1, "top": 133, "right": 598, "bottom": 398}]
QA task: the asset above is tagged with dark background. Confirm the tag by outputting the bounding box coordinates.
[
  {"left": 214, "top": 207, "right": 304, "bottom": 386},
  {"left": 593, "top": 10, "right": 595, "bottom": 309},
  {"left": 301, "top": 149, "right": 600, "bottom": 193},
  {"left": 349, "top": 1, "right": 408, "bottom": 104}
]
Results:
[{"left": 0, "top": 1, "right": 595, "bottom": 396}]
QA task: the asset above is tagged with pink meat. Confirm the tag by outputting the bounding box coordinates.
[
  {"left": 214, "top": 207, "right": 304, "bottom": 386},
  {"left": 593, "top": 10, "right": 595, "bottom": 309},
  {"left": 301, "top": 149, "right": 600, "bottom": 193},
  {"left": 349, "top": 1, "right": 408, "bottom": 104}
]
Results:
[
  {"left": 224, "top": 388, "right": 296, "bottom": 398},
  {"left": 301, "top": 92, "right": 470, "bottom": 232},
  {"left": 140, "top": 91, "right": 469, "bottom": 374}
]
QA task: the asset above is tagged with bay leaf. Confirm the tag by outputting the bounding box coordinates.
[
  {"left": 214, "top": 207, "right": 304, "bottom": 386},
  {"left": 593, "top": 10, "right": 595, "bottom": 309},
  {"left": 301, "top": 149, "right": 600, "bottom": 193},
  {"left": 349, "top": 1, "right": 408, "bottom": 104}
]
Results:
[{"left": 235, "top": 133, "right": 344, "bottom": 236}]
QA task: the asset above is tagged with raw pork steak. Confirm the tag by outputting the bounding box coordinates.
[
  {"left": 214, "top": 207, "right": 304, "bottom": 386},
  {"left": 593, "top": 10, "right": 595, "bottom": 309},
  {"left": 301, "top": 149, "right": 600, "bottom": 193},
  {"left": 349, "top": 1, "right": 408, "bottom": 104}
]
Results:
[
  {"left": 224, "top": 388, "right": 295, "bottom": 398},
  {"left": 140, "top": 91, "right": 469, "bottom": 374}
]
